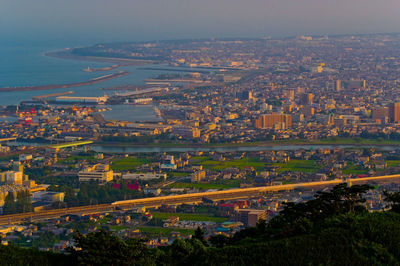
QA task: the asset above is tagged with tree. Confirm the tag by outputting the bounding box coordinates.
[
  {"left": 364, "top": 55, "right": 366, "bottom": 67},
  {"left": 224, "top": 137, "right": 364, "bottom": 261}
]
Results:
[
  {"left": 64, "top": 186, "right": 79, "bottom": 207},
  {"left": 166, "top": 238, "right": 207, "bottom": 265},
  {"left": 193, "top": 227, "right": 208, "bottom": 246},
  {"left": 67, "top": 230, "right": 152, "bottom": 266},
  {"left": 268, "top": 183, "right": 373, "bottom": 232},
  {"left": 3, "top": 193, "right": 16, "bottom": 215},
  {"left": 16, "top": 190, "right": 32, "bottom": 213},
  {"left": 383, "top": 190, "right": 400, "bottom": 213},
  {"left": 209, "top": 234, "right": 230, "bottom": 248}
]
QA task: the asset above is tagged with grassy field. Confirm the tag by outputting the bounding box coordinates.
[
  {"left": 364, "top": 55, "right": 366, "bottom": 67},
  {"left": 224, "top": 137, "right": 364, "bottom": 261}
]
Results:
[
  {"left": 196, "top": 157, "right": 265, "bottom": 171},
  {"left": 342, "top": 162, "right": 368, "bottom": 175},
  {"left": 386, "top": 160, "right": 400, "bottom": 167},
  {"left": 190, "top": 156, "right": 211, "bottom": 164},
  {"left": 151, "top": 212, "right": 228, "bottom": 223},
  {"left": 272, "top": 159, "right": 322, "bottom": 173},
  {"left": 108, "top": 225, "right": 129, "bottom": 231},
  {"left": 111, "top": 157, "right": 151, "bottom": 171},
  {"left": 168, "top": 180, "right": 241, "bottom": 190},
  {"left": 168, "top": 172, "right": 189, "bottom": 178},
  {"left": 98, "top": 136, "right": 400, "bottom": 148}
]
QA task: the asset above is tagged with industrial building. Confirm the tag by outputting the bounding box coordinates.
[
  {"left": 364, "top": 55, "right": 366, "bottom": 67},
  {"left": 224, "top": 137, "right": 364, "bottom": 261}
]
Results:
[{"left": 55, "top": 96, "right": 109, "bottom": 104}]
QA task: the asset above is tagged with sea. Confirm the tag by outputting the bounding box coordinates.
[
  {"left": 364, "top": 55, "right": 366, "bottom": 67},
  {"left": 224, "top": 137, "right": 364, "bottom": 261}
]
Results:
[{"left": 0, "top": 38, "right": 183, "bottom": 122}]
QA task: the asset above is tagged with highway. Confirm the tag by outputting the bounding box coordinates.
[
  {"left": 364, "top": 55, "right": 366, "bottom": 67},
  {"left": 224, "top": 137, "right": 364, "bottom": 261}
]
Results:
[{"left": 0, "top": 174, "right": 400, "bottom": 226}]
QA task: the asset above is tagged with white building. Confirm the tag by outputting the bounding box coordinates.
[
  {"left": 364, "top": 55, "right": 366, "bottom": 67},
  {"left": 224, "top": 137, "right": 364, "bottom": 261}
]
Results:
[{"left": 78, "top": 164, "right": 113, "bottom": 183}]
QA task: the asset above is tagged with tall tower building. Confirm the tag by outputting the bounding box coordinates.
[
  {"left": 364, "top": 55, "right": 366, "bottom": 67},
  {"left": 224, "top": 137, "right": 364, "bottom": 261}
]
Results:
[
  {"left": 328, "top": 114, "right": 335, "bottom": 125},
  {"left": 389, "top": 102, "right": 400, "bottom": 123},
  {"left": 287, "top": 89, "right": 295, "bottom": 101},
  {"left": 300, "top": 93, "right": 314, "bottom": 105},
  {"left": 335, "top": 80, "right": 341, "bottom": 91}
]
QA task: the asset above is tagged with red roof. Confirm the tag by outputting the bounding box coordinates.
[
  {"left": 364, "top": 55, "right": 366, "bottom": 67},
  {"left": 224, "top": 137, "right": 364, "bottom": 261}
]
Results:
[
  {"left": 113, "top": 181, "right": 140, "bottom": 190},
  {"left": 127, "top": 183, "right": 140, "bottom": 190}
]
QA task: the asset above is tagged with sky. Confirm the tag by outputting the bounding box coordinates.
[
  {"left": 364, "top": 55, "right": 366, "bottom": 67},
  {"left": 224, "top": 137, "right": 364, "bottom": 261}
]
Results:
[{"left": 2, "top": 0, "right": 400, "bottom": 44}]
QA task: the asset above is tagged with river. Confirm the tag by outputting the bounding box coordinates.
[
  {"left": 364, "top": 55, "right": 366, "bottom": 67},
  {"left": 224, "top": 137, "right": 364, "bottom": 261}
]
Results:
[{"left": 89, "top": 144, "right": 400, "bottom": 153}]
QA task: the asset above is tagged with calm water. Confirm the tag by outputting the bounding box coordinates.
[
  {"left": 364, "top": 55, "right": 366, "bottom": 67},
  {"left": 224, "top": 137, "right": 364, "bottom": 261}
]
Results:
[
  {"left": 0, "top": 41, "right": 189, "bottom": 111},
  {"left": 0, "top": 40, "right": 197, "bottom": 123}
]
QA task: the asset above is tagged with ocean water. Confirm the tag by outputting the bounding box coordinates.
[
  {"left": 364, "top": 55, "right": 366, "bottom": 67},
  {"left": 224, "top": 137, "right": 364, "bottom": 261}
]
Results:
[
  {"left": 0, "top": 40, "right": 175, "bottom": 106},
  {"left": 0, "top": 39, "right": 174, "bottom": 121}
]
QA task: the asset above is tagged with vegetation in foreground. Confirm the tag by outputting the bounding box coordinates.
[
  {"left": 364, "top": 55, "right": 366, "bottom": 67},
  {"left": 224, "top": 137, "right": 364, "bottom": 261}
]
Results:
[{"left": 2, "top": 183, "right": 400, "bottom": 265}]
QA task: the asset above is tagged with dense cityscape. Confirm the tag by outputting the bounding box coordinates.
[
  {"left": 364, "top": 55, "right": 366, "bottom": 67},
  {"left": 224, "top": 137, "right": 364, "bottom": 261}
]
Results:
[{"left": 2, "top": 32, "right": 400, "bottom": 264}]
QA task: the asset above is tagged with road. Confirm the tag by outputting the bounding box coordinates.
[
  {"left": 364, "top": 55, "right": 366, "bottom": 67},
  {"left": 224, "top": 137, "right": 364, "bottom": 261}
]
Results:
[{"left": 0, "top": 174, "right": 399, "bottom": 226}]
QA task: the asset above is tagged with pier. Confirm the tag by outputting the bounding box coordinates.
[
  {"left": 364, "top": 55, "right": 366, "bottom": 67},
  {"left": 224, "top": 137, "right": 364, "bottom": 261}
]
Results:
[{"left": 32, "top": 91, "right": 74, "bottom": 100}]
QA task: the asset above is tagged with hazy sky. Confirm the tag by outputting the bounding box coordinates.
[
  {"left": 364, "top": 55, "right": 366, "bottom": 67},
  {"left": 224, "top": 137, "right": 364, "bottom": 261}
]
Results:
[{"left": 2, "top": 0, "right": 400, "bottom": 44}]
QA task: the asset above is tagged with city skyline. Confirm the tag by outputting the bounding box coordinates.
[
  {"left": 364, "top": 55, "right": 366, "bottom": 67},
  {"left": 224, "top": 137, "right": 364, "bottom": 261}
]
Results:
[{"left": 2, "top": 0, "right": 400, "bottom": 43}]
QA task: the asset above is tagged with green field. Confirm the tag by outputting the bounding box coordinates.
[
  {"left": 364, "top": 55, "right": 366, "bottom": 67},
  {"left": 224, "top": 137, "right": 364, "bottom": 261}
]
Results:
[
  {"left": 168, "top": 180, "right": 241, "bottom": 190},
  {"left": 151, "top": 212, "right": 228, "bottom": 223},
  {"left": 386, "top": 160, "right": 400, "bottom": 167},
  {"left": 342, "top": 162, "right": 368, "bottom": 175},
  {"left": 272, "top": 159, "right": 322, "bottom": 173},
  {"left": 168, "top": 172, "right": 189, "bottom": 178},
  {"left": 195, "top": 158, "right": 265, "bottom": 171},
  {"left": 98, "top": 136, "right": 400, "bottom": 148},
  {"left": 190, "top": 156, "right": 211, "bottom": 164},
  {"left": 111, "top": 157, "right": 151, "bottom": 171},
  {"left": 108, "top": 225, "right": 129, "bottom": 231}
]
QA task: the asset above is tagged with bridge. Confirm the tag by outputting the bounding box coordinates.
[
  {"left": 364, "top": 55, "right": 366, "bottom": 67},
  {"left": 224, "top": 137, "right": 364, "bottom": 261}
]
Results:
[
  {"left": 46, "top": 141, "right": 94, "bottom": 151},
  {"left": 0, "top": 138, "right": 17, "bottom": 142},
  {"left": 0, "top": 174, "right": 399, "bottom": 226}
]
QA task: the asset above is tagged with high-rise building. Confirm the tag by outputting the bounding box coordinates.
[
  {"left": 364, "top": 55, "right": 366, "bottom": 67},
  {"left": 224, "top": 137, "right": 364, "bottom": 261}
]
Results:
[
  {"left": 286, "top": 89, "right": 295, "bottom": 101},
  {"left": 300, "top": 93, "right": 313, "bottom": 105},
  {"left": 372, "top": 107, "right": 389, "bottom": 123},
  {"left": 302, "top": 106, "right": 315, "bottom": 119},
  {"left": 254, "top": 114, "right": 292, "bottom": 129},
  {"left": 389, "top": 103, "right": 400, "bottom": 123},
  {"left": 328, "top": 114, "right": 335, "bottom": 125},
  {"left": 345, "top": 79, "right": 366, "bottom": 90},
  {"left": 335, "top": 80, "right": 341, "bottom": 91},
  {"left": 236, "top": 90, "right": 253, "bottom": 100}
]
